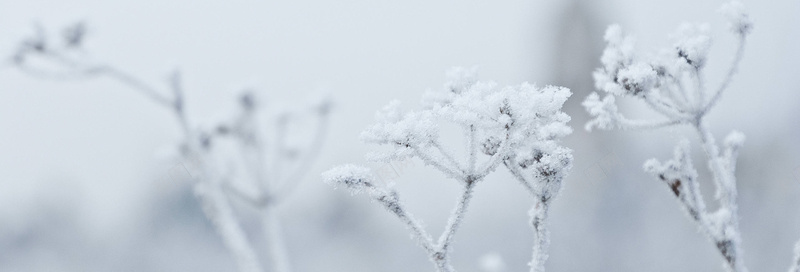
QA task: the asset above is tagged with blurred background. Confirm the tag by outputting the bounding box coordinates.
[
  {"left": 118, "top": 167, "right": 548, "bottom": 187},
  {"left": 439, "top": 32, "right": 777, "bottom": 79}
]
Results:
[{"left": 1, "top": 0, "right": 799, "bottom": 271}]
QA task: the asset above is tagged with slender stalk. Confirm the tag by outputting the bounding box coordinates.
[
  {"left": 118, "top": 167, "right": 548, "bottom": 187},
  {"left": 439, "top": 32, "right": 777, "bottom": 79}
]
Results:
[
  {"left": 466, "top": 125, "right": 477, "bottom": 175},
  {"left": 196, "top": 182, "right": 264, "bottom": 272},
  {"left": 274, "top": 111, "right": 331, "bottom": 202},
  {"left": 262, "top": 206, "right": 291, "bottom": 272},
  {"left": 694, "top": 120, "right": 746, "bottom": 272},
  {"left": 413, "top": 147, "right": 465, "bottom": 181},
  {"left": 504, "top": 157, "right": 556, "bottom": 272},
  {"left": 528, "top": 201, "right": 550, "bottom": 272},
  {"left": 433, "top": 180, "right": 477, "bottom": 272},
  {"left": 702, "top": 34, "right": 747, "bottom": 115}
]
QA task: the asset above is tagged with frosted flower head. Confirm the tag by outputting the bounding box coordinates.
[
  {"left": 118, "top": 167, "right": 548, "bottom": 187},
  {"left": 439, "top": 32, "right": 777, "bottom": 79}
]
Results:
[
  {"left": 600, "top": 24, "right": 636, "bottom": 67},
  {"left": 719, "top": 1, "right": 753, "bottom": 35},
  {"left": 445, "top": 66, "right": 479, "bottom": 94},
  {"left": 586, "top": 2, "right": 752, "bottom": 133},
  {"left": 594, "top": 25, "right": 642, "bottom": 96},
  {"left": 361, "top": 67, "right": 572, "bottom": 179},
  {"left": 671, "top": 23, "right": 712, "bottom": 69},
  {"left": 615, "top": 62, "right": 657, "bottom": 95},
  {"left": 433, "top": 80, "right": 572, "bottom": 164},
  {"left": 360, "top": 100, "right": 438, "bottom": 149}
]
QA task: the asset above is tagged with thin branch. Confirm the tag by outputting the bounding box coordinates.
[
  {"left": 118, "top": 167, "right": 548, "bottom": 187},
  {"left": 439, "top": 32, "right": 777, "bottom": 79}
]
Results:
[
  {"left": 15, "top": 62, "right": 94, "bottom": 80},
  {"left": 661, "top": 77, "right": 691, "bottom": 110},
  {"left": 195, "top": 182, "right": 264, "bottom": 272},
  {"left": 642, "top": 93, "right": 691, "bottom": 119},
  {"left": 436, "top": 180, "right": 476, "bottom": 251},
  {"left": 431, "top": 139, "right": 465, "bottom": 174},
  {"left": 377, "top": 189, "right": 437, "bottom": 255},
  {"left": 702, "top": 33, "right": 747, "bottom": 115},
  {"left": 466, "top": 125, "right": 477, "bottom": 175},
  {"left": 414, "top": 147, "right": 465, "bottom": 181},
  {"left": 274, "top": 111, "right": 331, "bottom": 203},
  {"left": 503, "top": 157, "right": 535, "bottom": 196},
  {"left": 615, "top": 116, "right": 684, "bottom": 131},
  {"left": 94, "top": 65, "right": 174, "bottom": 108},
  {"left": 21, "top": 49, "right": 174, "bottom": 107},
  {"left": 262, "top": 206, "right": 292, "bottom": 272},
  {"left": 693, "top": 68, "right": 706, "bottom": 110},
  {"left": 694, "top": 121, "right": 746, "bottom": 272},
  {"left": 695, "top": 121, "right": 737, "bottom": 209}
]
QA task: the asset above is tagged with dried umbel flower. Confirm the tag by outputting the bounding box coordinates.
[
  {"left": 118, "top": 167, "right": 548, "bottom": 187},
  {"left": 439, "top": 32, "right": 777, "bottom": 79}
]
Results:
[
  {"left": 326, "top": 67, "right": 572, "bottom": 272},
  {"left": 9, "top": 21, "right": 333, "bottom": 272},
  {"left": 583, "top": 2, "right": 768, "bottom": 271}
]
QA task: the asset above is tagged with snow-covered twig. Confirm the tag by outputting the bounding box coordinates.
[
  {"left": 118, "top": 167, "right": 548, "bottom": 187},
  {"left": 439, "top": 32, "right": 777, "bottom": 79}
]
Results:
[
  {"left": 584, "top": 2, "right": 754, "bottom": 271},
  {"left": 324, "top": 68, "right": 572, "bottom": 272},
  {"left": 9, "top": 22, "right": 332, "bottom": 272}
]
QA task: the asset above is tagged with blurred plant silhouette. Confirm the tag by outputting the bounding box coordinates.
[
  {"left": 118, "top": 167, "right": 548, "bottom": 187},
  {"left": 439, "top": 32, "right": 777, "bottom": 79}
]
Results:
[{"left": 10, "top": 22, "right": 332, "bottom": 272}]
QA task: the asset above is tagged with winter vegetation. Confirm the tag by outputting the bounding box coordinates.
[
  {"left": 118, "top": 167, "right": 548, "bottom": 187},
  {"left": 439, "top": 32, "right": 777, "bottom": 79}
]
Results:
[
  {"left": 323, "top": 67, "right": 573, "bottom": 272},
  {"left": 9, "top": 23, "right": 331, "bottom": 272},
  {"left": 3, "top": 0, "right": 800, "bottom": 271},
  {"left": 583, "top": 1, "right": 798, "bottom": 272}
]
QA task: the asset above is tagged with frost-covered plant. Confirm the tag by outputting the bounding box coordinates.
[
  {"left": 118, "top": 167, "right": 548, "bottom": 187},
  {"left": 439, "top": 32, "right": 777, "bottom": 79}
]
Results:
[
  {"left": 323, "top": 67, "right": 573, "bottom": 272},
  {"left": 9, "top": 22, "right": 331, "bottom": 272},
  {"left": 582, "top": 2, "right": 765, "bottom": 271}
]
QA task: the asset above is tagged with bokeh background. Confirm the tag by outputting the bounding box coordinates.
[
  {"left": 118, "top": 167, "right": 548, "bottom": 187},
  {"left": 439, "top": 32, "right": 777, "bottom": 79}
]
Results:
[{"left": 1, "top": 0, "right": 799, "bottom": 271}]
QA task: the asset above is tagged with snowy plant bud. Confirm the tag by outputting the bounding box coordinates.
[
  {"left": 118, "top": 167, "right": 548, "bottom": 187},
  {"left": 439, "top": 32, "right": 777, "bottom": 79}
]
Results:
[
  {"left": 62, "top": 21, "right": 86, "bottom": 47},
  {"left": 724, "top": 131, "right": 745, "bottom": 149},
  {"left": 719, "top": 1, "right": 753, "bottom": 35},
  {"left": 322, "top": 164, "right": 377, "bottom": 195},
  {"left": 481, "top": 136, "right": 501, "bottom": 156},
  {"left": 239, "top": 90, "right": 256, "bottom": 111},
  {"left": 616, "top": 62, "right": 657, "bottom": 95},
  {"left": 672, "top": 23, "right": 712, "bottom": 69}
]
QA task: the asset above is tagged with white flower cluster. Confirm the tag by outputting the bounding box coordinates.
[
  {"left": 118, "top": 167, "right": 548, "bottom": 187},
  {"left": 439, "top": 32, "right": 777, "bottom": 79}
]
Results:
[
  {"left": 584, "top": 1, "right": 751, "bottom": 132},
  {"left": 360, "top": 67, "right": 572, "bottom": 178},
  {"left": 325, "top": 67, "right": 573, "bottom": 272}
]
